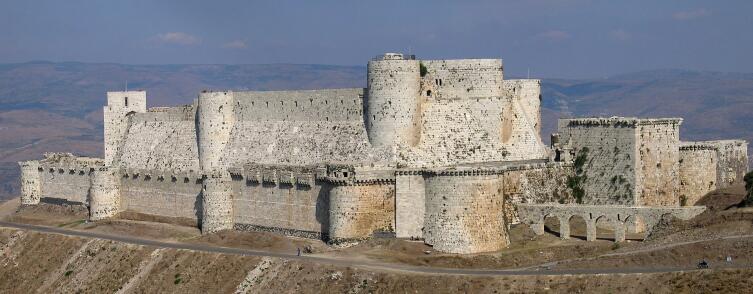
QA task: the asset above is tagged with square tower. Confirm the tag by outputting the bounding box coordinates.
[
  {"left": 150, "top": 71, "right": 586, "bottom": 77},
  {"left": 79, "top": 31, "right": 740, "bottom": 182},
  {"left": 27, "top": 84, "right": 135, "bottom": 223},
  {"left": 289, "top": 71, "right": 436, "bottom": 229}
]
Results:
[
  {"left": 104, "top": 91, "right": 147, "bottom": 165},
  {"left": 558, "top": 117, "right": 682, "bottom": 206}
]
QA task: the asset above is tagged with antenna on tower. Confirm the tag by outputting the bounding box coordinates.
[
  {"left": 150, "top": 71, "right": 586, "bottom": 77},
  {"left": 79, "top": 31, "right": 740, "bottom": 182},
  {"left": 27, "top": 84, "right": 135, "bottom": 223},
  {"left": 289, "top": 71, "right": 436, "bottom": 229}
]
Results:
[
  {"left": 125, "top": 80, "right": 128, "bottom": 92},
  {"left": 527, "top": 68, "right": 530, "bottom": 79}
]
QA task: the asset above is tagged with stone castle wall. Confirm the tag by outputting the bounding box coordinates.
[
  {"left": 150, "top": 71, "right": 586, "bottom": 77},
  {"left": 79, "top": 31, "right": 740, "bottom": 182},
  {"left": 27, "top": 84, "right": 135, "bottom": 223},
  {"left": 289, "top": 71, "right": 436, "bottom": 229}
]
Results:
[
  {"left": 501, "top": 162, "right": 574, "bottom": 223},
  {"left": 503, "top": 79, "right": 542, "bottom": 135},
  {"left": 635, "top": 120, "right": 681, "bottom": 206},
  {"left": 421, "top": 59, "right": 504, "bottom": 100},
  {"left": 679, "top": 143, "right": 717, "bottom": 205},
  {"left": 557, "top": 118, "right": 639, "bottom": 205},
  {"left": 117, "top": 105, "right": 199, "bottom": 172},
  {"left": 395, "top": 172, "right": 425, "bottom": 239},
  {"left": 119, "top": 170, "right": 203, "bottom": 225},
  {"left": 558, "top": 118, "right": 683, "bottom": 206},
  {"left": 38, "top": 164, "right": 96, "bottom": 206},
  {"left": 221, "top": 89, "right": 388, "bottom": 168},
  {"left": 328, "top": 183, "right": 395, "bottom": 242},
  {"left": 710, "top": 140, "right": 749, "bottom": 188},
  {"left": 232, "top": 174, "right": 330, "bottom": 239}
]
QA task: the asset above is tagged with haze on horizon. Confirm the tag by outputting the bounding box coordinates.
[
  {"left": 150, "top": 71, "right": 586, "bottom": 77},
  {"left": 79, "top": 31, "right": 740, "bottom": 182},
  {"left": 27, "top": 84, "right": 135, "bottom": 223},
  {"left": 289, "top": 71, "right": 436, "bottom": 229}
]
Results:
[{"left": 1, "top": 0, "right": 752, "bottom": 78}]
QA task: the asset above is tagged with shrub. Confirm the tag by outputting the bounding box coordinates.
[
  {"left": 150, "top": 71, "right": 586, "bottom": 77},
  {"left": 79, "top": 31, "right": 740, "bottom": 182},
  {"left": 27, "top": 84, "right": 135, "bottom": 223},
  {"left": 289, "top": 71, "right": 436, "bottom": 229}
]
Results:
[
  {"left": 744, "top": 171, "right": 753, "bottom": 206},
  {"left": 419, "top": 63, "right": 428, "bottom": 77}
]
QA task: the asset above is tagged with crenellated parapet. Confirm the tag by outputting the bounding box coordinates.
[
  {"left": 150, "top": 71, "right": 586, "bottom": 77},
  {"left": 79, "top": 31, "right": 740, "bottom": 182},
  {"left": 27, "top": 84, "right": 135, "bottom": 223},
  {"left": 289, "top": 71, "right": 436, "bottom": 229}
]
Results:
[
  {"left": 243, "top": 164, "right": 317, "bottom": 187},
  {"left": 562, "top": 117, "right": 683, "bottom": 128}
]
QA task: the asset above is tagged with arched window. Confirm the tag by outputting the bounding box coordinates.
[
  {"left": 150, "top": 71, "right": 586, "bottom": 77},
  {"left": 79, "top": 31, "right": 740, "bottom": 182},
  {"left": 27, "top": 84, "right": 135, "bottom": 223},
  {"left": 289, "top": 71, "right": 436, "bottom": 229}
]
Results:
[{"left": 426, "top": 90, "right": 432, "bottom": 97}]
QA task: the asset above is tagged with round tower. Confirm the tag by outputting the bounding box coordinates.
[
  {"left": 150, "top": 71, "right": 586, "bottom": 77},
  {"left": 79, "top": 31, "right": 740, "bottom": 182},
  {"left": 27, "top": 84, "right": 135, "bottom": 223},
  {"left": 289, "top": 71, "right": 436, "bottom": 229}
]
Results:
[
  {"left": 89, "top": 167, "right": 121, "bottom": 221},
  {"left": 365, "top": 53, "right": 421, "bottom": 148},
  {"left": 201, "top": 171, "right": 233, "bottom": 234},
  {"left": 196, "top": 91, "right": 235, "bottom": 171},
  {"left": 423, "top": 171, "right": 508, "bottom": 254},
  {"left": 19, "top": 161, "right": 41, "bottom": 205}
]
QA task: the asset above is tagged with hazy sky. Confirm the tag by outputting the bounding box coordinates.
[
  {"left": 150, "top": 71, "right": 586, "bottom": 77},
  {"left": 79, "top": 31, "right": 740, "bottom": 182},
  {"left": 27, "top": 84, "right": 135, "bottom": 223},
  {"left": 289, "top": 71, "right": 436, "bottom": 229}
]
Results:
[{"left": 1, "top": 0, "right": 752, "bottom": 78}]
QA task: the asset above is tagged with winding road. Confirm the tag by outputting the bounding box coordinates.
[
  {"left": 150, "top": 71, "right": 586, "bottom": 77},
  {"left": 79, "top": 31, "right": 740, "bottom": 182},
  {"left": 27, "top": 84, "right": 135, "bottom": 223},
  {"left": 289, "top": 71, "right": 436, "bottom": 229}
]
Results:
[{"left": 1, "top": 221, "right": 750, "bottom": 277}]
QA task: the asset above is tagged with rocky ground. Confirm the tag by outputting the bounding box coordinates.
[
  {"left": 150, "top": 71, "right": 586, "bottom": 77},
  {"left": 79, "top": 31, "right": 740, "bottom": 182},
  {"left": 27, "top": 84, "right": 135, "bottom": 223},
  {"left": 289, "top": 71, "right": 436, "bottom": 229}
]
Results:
[{"left": 1, "top": 184, "right": 752, "bottom": 293}]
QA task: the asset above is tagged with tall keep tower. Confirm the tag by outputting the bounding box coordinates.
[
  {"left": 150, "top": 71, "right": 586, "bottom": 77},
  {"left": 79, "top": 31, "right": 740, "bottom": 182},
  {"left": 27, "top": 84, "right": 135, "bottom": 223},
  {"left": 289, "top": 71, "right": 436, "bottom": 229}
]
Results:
[
  {"left": 196, "top": 91, "right": 235, "bottom": 171},
  {"left": 104, "top": 91, "right": 147, "bottom": 166},
  {"left": 365, "top": 53, "right": 422, "bottom": 149}
]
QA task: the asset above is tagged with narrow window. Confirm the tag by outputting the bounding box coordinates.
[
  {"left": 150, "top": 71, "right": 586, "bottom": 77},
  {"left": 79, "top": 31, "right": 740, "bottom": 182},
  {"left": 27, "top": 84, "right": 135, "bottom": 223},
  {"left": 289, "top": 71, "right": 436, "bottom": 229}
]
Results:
[{"left": 124, "top": 97, "right": 129, "bottom": 106}]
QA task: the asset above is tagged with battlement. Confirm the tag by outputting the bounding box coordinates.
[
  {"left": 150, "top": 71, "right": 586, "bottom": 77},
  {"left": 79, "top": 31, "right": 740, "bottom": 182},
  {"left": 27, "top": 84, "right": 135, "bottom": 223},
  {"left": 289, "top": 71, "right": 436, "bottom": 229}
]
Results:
[
  {"left": 372, "top": 53, "right": 416, "bottom": 61},
  {"left": 561, "top": 117, "right": 683, "bottom": 128},
  {"left": 680, "top": 141, "right": 719, "bottom": 151},
  {"left": 106, "top": 90, "right": 147, "bottom": 110}
]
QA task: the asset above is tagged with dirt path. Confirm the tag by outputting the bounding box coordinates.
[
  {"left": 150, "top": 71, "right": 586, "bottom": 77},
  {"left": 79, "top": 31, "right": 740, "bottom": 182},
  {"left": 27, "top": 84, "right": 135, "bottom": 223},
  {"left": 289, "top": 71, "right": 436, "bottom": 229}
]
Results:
[
  {"left": 0, "top": 198, "right": 19, "bottom": 220},
  {"left": 2, "top": 220, "right": 751, "bottom": 277},
  {"left": 514, "top": 234, "right": 753, "bottom": 270}
]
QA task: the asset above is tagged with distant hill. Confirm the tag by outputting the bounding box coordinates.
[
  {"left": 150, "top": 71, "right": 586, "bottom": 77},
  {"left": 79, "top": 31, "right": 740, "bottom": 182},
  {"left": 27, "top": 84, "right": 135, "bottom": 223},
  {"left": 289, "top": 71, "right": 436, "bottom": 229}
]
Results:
[{"left": 0, "top": 63, "right": 750, "bottom": 200}]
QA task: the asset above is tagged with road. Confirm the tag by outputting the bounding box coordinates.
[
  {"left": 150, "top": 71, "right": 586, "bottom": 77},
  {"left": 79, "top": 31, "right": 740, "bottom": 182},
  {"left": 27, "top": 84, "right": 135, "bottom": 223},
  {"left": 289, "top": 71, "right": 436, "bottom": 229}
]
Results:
[{"left": 0, "top": 221, "right": 750, "bottom": 277}]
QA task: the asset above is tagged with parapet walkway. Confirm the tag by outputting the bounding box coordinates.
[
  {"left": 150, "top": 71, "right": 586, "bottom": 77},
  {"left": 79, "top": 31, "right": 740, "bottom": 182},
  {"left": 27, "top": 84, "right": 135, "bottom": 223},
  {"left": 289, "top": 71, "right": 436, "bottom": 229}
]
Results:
[{"left": 516, "top": 204, "right": 706, "bottom": 242}]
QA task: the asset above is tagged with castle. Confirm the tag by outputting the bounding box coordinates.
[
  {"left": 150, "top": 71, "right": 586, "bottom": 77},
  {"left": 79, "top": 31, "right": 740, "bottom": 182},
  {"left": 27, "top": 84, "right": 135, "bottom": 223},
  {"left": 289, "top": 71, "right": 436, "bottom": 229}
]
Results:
[{"left": 18, "top": 53, "right": 749, "bottom": 254}]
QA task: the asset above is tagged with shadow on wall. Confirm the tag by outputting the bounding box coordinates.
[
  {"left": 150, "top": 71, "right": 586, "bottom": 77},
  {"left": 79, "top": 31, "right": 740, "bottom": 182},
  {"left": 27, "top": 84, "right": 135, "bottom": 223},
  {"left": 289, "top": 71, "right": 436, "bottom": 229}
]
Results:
[
  {"left": 316, "top": 183, "right": 332, "bottom": 241},
  {"left": 194, "top": 188, "right": 203, "bottom": 229}
]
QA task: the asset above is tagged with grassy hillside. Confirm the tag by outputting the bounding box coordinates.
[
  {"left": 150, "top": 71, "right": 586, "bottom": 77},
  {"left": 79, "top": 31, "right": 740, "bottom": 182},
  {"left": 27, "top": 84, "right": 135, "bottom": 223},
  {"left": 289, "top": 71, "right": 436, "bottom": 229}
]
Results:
[{"left": 0, "top": 63, "right": 750, "bottom": 200}]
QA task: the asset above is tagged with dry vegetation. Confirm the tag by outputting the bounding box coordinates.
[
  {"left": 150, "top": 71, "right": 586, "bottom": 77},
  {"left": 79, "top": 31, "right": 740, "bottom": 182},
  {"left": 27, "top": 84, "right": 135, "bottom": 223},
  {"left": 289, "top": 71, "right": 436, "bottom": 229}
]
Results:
[{"left": 1, "top": 184, "right": 753, "bottom": 292}]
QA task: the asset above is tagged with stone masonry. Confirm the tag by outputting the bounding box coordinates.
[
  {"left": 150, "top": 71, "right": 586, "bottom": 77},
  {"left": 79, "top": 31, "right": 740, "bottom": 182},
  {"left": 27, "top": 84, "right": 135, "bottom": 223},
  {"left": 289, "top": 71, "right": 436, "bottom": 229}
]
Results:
[{"left": 18, "top": 53, "right": 749, "bottom": 254}]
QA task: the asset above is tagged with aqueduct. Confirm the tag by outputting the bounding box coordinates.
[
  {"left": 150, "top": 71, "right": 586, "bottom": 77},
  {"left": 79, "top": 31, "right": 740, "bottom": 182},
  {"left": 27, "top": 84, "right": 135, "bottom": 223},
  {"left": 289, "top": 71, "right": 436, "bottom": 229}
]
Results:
[{"left": 516, "top": 204, "right": 706, "bottom": 242}]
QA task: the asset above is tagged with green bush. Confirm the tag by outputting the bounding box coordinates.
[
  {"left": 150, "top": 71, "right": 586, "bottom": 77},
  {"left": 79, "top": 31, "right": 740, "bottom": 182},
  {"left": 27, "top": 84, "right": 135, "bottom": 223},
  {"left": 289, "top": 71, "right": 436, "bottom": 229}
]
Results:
[
  {"left": 744, "top": 171, "right": 753, "bottom": 206},
  {"left": 419, "top": 63, "right": 428, "bottom": 77}
]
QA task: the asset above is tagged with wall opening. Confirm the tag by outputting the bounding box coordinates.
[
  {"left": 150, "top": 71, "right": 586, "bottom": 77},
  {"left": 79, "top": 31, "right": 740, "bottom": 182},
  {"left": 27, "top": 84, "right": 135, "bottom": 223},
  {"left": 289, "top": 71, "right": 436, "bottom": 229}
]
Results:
[
  {"left": 569, "top": 214, "right": 588, "bottom": 240},
  {"left": 426, "top": 90, "right": 432, "bottom": 97},
  {"left": 543, "top": 214, "right": 561, "bottom": 237},
  {"left": 124, "top": 97, "right": 129, "bottom": 106}
]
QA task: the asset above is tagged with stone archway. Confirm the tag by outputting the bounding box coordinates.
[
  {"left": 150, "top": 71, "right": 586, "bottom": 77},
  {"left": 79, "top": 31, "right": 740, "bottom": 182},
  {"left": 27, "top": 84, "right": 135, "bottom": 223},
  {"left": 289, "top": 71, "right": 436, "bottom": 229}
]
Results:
[
  {"left": 568, "top": 214, "right": 589, "bottom": 240},
  {"left": 543, "top": 213, "right": 563, "bottom": 238}
]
